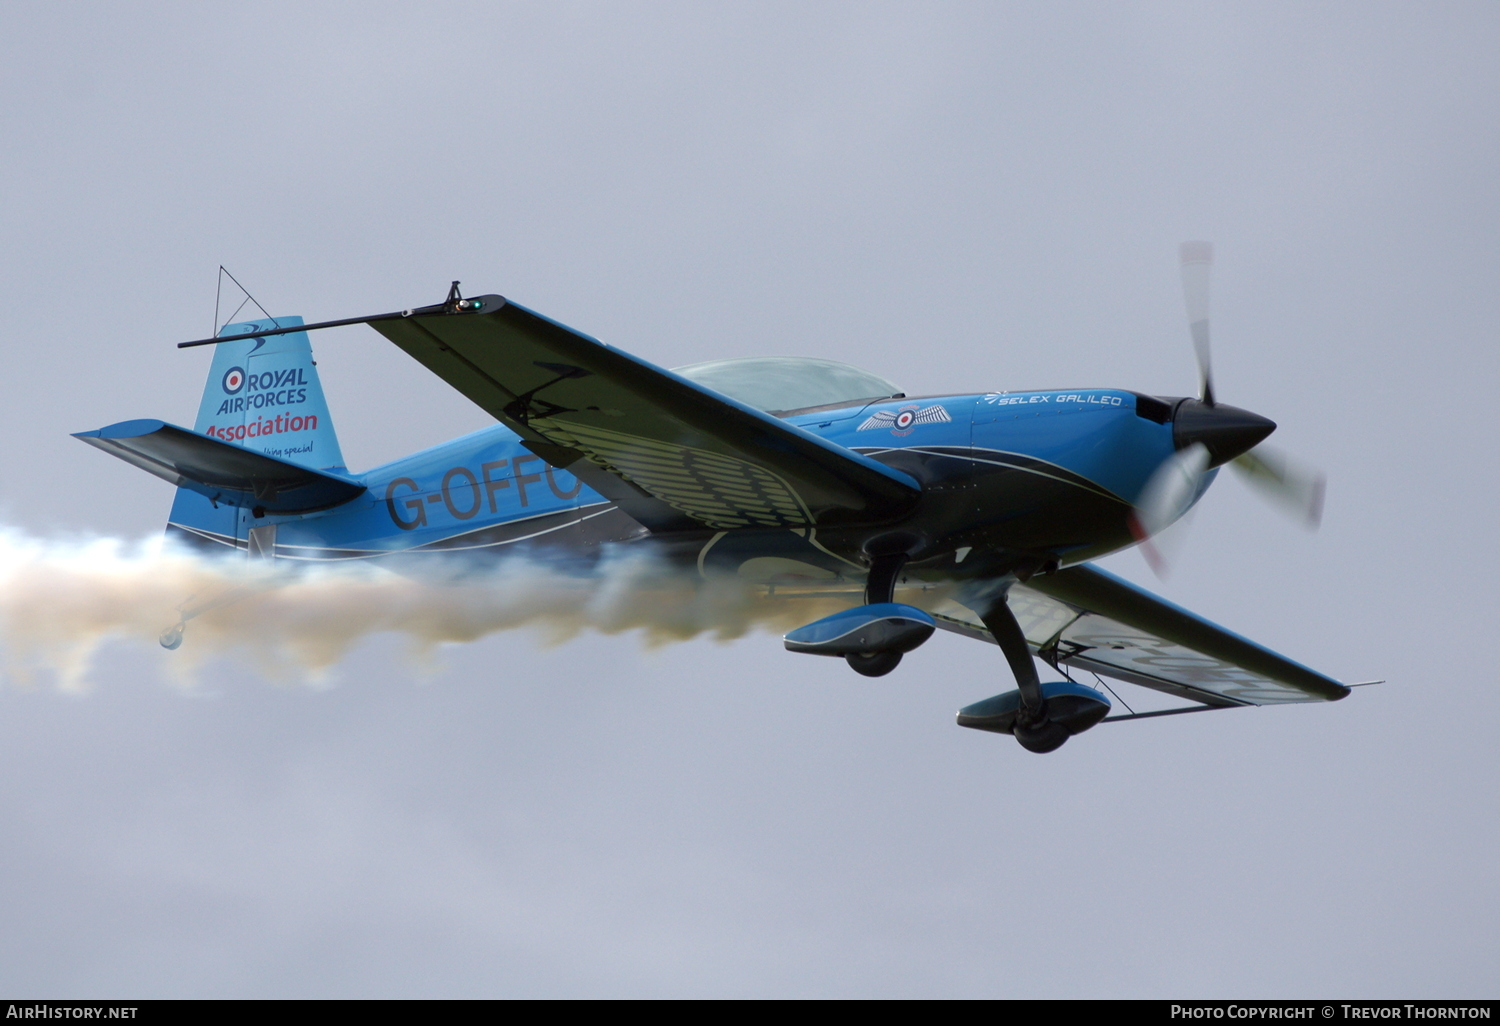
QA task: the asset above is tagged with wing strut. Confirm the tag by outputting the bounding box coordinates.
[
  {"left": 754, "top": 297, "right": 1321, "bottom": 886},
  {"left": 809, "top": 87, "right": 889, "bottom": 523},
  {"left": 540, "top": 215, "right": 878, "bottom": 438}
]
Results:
[
  {"left": 1101, "top": 705, "right": 1229, "bottom": 723},
  {"left": 1067, "top": 663, "right": 1230, "bottom": 724}
]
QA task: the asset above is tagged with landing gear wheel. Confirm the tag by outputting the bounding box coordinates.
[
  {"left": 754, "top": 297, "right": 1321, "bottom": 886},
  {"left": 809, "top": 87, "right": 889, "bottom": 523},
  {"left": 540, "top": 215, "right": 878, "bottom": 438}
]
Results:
[
  {"left": 846, "top": 651, "right": 902, "bottom": 677},
  {"left": 1013, "top": 717, "right": 1070, "bottom": 754},
  {"left": 159, "top": 624, "right": 184, "bottom": 651}
]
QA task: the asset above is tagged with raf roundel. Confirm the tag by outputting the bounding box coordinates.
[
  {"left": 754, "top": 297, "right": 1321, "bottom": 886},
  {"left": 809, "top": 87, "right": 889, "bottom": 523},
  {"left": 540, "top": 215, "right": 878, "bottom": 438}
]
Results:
[
  {"left": 221, "top": 366, "right": 246, "bottom": 395},
  {"left": 857, "top": 403, "right": 953, "bottom": 437}
]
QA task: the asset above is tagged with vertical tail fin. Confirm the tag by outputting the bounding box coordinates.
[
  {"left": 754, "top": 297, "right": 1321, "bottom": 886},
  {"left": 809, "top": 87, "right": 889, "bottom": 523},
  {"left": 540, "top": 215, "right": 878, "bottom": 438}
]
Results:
[
  {"left": 168, "top": 316, "right": 346, "bottom": 554},
  {"left": 193, "top": 316, "right": 347, "bottom": 471}
]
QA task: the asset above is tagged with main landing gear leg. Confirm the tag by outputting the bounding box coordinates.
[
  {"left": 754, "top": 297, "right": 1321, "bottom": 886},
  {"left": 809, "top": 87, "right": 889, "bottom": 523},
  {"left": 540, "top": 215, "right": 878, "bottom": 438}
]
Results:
[
  {"left": 977, "top": 597, "right": 1071, "bottom": 753},
  {"left": 844, "top": 552, "right": 909, "bottom": 678},
  {"left": 782, "top": 547, "right": 934, "bottom": 673}
]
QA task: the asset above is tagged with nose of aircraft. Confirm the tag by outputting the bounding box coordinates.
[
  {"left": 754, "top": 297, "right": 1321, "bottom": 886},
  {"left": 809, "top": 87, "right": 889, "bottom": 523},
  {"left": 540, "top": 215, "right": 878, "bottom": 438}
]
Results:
[{"left": 1172, "top": 399, "right": 1276, "bottom": 466}]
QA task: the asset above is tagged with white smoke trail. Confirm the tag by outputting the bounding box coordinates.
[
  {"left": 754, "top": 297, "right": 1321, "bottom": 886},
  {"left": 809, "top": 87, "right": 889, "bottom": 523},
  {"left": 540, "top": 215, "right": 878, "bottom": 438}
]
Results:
[{"left": 0, "top": 529, "right": 859, "bottom": 691}]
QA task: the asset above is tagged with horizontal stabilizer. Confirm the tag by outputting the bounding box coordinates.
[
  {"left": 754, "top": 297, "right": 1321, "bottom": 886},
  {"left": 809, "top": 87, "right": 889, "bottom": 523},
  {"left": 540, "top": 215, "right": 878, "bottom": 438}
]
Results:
[{"left": 74, "top": 419, "right": 366, "bottom": 514}]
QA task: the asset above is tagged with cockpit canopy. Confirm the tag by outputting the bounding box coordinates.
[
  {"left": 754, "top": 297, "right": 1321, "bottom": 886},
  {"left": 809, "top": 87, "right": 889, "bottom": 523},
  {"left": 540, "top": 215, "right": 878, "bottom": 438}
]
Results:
[{"left": 673, "top": 357, "right": 901, "bottom": 414}]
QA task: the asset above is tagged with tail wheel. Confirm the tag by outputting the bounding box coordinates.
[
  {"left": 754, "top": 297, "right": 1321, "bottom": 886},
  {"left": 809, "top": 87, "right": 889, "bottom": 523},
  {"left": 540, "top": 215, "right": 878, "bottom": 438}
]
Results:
[{"left": 846, "top": 651, "right": 902, "bottom": 677}]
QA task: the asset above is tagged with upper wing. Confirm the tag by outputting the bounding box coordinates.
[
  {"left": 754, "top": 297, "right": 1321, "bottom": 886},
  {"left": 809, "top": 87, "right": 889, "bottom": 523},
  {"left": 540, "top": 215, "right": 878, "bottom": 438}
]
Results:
[
  {"left": 368, "top": 298, "right": 920, "bottom": 532},
  {"left": 930, "top": 563, "right": 1349, "bottom": 707}
]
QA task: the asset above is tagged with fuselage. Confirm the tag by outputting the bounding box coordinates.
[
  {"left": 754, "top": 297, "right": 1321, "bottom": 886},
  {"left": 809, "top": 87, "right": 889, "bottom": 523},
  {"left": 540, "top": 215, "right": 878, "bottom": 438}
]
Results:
[{"left": 169, "top": 387, "right": 1202, "bottom": 590}]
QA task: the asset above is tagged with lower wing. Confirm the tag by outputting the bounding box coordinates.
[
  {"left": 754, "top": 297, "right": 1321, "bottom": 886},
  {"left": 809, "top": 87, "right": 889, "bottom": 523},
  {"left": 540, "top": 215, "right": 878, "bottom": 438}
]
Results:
[{"left": 930, "top": 563, "right": 1350, "bottom": 708}]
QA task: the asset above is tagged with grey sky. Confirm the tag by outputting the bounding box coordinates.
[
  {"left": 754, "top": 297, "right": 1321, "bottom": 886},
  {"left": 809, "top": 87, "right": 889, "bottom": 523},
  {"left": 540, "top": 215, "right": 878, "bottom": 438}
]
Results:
[{"left": 0, "top": 1, "right": 1496, "bottom": 996}]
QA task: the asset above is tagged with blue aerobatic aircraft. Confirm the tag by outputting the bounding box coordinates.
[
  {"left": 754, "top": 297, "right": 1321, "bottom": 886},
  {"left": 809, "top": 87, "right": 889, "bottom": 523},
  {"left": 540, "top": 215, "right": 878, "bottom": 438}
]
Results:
[{"left": 76, "top": 245, "right": 1357, "bottom": 753}]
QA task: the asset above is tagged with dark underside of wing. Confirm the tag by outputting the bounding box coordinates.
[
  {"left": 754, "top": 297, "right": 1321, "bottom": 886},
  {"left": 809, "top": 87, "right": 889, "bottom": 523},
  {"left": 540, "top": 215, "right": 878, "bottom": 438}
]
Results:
[
  {"left": 368, "top": 298, "right": 920, "bottom": 534},
  {"left": 929, "top": 563, "right": 1349, "bottom": 707}
]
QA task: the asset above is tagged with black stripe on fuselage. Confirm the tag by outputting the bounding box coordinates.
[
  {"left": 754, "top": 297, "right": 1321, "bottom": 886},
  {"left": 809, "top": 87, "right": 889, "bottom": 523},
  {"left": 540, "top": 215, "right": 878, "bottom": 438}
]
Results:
[
  {"left": 855, "top": 445, "right": 1129, "bottom": 505},
  {"left": 168, "top": 502, "right": 635, "bottom": 563}
]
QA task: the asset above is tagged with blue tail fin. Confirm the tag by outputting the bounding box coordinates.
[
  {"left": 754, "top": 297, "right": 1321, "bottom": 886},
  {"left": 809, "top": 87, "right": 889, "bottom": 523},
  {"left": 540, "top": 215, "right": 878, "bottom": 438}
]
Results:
[
  {"left": 193, "top": 316, "right": 347, "bottom": 471},
  {"left": 168, "top": 316, "right": 347, "bottom": 553}
]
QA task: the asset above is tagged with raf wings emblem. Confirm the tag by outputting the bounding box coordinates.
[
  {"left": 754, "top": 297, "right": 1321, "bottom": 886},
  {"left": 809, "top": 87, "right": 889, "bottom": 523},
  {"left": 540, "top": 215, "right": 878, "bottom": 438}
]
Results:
[{"left": 858, "top": 403, "right": 952, "bottom": 437}]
